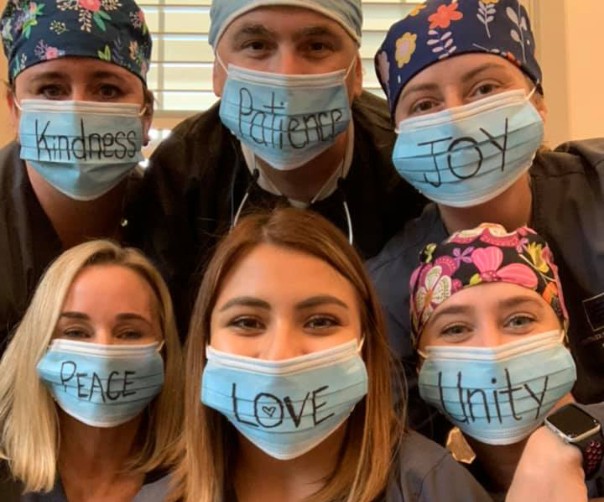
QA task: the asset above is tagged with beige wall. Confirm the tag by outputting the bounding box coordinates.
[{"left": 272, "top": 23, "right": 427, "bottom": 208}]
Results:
[
  {"left": 0, "top": 1, "right": 602, "bottom": 148},
  {"left": 535, "top": 0, "right": 604, "bottom": 146}
]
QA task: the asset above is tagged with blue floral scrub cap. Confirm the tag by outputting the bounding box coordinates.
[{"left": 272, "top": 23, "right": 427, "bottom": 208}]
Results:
[
  {"left": 209, "top": 0, "right": 363, "bottom": 48},
  {"left": 375, "top": 0, "right": 542, "bottom": 114},
  {"left": 1, "top": 0, "right": 152, "bottom": 83}
]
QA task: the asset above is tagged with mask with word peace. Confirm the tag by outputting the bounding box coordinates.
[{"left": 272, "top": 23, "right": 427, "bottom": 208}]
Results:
[
  {"left": 201, "top": 339, "right": 367, "bottom": 460},
  {"left": 418, "top": 330, "right": 576, "bottom": 445},
  {"left": 37, "top": 339, "right": 164, "bottom": 427},
  {"left": 218, "top": 60, "right": 354, "bottom": 171},
  {"left": 18, "top": 99, "right": 145, "bottom": 201},
  {"left": 392, "top": 89, "right": 544, "bottom": 207}
]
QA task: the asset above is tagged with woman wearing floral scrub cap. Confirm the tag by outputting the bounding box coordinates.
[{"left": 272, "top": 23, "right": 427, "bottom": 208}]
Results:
[
  {"left": 0, "top": 0, "right": 154, "bottom": 355},
  {"left": 368, "top": 0, "right": 604, "bottom": 433},
  {"left": 410, "top": 223, "right": 604, "bottom": 500}
]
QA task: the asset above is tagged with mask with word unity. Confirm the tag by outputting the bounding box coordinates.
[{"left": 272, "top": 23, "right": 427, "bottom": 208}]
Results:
[
  {"left": 418, "top": 330, "right": 576, "bottom": 445},
  {"left": 18, "top": 100, "right": 145, "bottom": 201},
  {"left": 392, "top": 89, "right": 544, "bottom": 207},
  {"left": 37, "top": 339, "right": 164, "bottom": 427},
  {"left": 201, "top": 339, "right": 367, "bottom": 459},
  {"left": 218, "top": 61, "right": 354, "bottom": 171}
]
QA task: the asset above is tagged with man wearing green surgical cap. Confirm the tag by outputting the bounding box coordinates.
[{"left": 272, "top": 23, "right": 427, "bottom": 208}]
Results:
[{"left": 130, "top": 0, "right": 426, "bottom": 337}]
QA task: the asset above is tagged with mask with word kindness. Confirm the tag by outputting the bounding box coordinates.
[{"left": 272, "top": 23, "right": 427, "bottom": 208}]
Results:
[
  {"left": 392, "top": 89, "right": 544, "bottom": 207},
  {"left": 37, "top": 339, "right": 164, "bottom": 427},
  {"left": 218, "top": 61, "right": 354, "bottom": 171},
  {"left": 418, "top": 330, "right": 576, "bottom": 445},
  {"left": 201, "top": 339, "right": 367, "bottom": 460},
  {"left": 19, "top": 99, "right": 145, "bottom": 201}
]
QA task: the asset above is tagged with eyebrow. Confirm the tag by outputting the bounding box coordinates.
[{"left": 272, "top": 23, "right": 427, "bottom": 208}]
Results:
[
  {"left": 218, "top": 297, "right": 271, "bottom": 312},
  {"left": 231, "top": 24, "right": 276, "bottom": 42},
  {"left": 426, "top": 305, "right": 473, "bottom": 327},
  {"left": 59, "top": 312, "right": 153, "bottom": 325},
  {"left": 498, "top": 296, "right": 546, "bottom": 311},
  {"left": 217, "top": 295, "right": 349, "bottom": 312}
]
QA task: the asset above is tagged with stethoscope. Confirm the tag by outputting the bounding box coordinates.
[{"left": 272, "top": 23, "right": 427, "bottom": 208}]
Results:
[{"left": 229, "top": 159, "right": 354, "bottom": 245}]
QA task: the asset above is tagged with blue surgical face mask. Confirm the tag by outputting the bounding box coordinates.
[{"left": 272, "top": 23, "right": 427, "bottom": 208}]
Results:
[
  {"left": 218, "top": 60, "right": 354, "bottom": 171},
  {"left": 201, "top": 339, "right": 367, "bottom": 460},
  {"left": 418, "top": 330, "right": 576, "bottom": 445},
  {"left": 18, "top": 99, "right": 145, "bottom": 201},
  {"left": 392, "top": 89, "right": 544, "bottom": 207},
  {"left": 37, "top": 339, "right": 164, "bottom": 428}
]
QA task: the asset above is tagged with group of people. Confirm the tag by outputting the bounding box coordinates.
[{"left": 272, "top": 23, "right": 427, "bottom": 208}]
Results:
[{"left": 0, "top": 0, "right": 602, "bottom": 501}]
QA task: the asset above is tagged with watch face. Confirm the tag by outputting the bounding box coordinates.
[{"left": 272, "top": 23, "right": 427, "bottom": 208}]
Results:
[{"left": 547, "top": 404, "right": 601, "bottom": 440}]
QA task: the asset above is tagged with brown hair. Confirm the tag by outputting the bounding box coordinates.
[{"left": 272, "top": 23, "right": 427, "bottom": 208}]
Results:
[{"left": 172, "top": 208, "right": 404, "bottom": 502}]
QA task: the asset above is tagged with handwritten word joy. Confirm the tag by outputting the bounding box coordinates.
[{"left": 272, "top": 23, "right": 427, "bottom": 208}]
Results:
[{"left": 419, "top": 118, "right": 510, "bottom": 187}]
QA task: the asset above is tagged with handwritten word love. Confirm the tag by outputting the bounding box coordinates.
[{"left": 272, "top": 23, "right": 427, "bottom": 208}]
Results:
[{"left": 231, "top": 383, "right": 334, "bottom": 428}]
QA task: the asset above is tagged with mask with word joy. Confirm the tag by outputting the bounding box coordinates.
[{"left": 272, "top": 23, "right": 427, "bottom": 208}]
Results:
[
  {"left": 418, "top": 330, "right": 576, "bottom": 445},
  {"left": 18, "top": 99, "right": 145, "bottom": 201},
  {"left": 218, "top": 61, "right": 354, "bottom": 171},
  {"left": 201, "top": 339, "right": 367, "bottom": 460},
  {"left": 392, "top": 89, "right": 544, "bottom": 207},
  {"left": 37, "top": 339, "right": 164, "bottom": 427}
]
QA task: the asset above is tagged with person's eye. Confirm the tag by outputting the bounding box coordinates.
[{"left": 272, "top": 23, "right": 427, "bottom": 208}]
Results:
[
  {"left": 228, "top": 316, "right": 265, "bottom": 332},
  {"left": 97, "top": 84, "right": 124, "bottom": 100},
  {"left": 505, "top": 314, "right": 536, "bottom": 330},
  {"left": 116, "top": 329, "right": 144, "bottom": 341},
  {"left": 302, "top": 40, "right": 334, "bottom": 57},
  {"left": 440, "top": 323, "right": 472, "bottom": 340},
  {"left": 305, "top": 315, "right": 341, "bottom": 331},
  {"left": 470, "top": 82, "right": 500, "bottom": 99},
  {"left": 240, "top": 39, "right": 273, "bottom": 56},
  {"left": 60, "top": 326, "right": 91, "bottom": 339},
  {"left": 409, "top": 98, "right": 440, "bottom": 116},
  {"left": 38, "top": 84, "right": 68, "bottom": 100}
]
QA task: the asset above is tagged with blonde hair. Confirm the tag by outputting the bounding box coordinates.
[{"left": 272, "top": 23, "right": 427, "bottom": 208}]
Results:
[
  {"left": 172, "top": 208, "right": 405, "bottom": 502},
  {"left": 0, "top": 240, "right": 183, "bottom": 492}
]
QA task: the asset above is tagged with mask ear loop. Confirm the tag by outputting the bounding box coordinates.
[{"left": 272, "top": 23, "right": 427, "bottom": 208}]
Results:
[{"left": 231, "top": 168, "right": 260, "bottom": 230}]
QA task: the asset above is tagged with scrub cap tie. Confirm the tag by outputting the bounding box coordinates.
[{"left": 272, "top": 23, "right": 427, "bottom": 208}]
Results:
[
  {"left": 209, "top": 0, "right": 363, "bottom": 48},
  {"left": 409, "top": 223, "right": 567, "bottom": 343},
  {"left": 375, "top": 0, "right": 542, "bottom": 114},
  {"left": 1, "top": 0, "right": 152, "bottom": 82}
]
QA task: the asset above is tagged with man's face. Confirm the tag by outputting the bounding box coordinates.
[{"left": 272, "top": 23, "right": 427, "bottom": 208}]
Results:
[
  {"left": 212, "top": 6, "right": 362, "bottom": 102},
  {"left": 394, "top": 53, "right": 547, "bottom": 125}
]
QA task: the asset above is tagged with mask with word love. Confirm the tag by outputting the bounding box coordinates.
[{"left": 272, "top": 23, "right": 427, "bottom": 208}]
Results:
[
  {"left": 392, "top": 89, "right": 544, "bottom": 207},
  {"left": 37, "top": 339, "right": 164, "bottom": 427},
  {"left": 201, "top": 339, "right": 367, "bottom": 460},
  {"left": 418, "top": 330, "right": 576, "bottom": 445},
  {"left": 218, "top": 60, "right": 354, "bottom": 171},
  {"left": 18, "top": 99, "right": 145, "bottom": 201}
]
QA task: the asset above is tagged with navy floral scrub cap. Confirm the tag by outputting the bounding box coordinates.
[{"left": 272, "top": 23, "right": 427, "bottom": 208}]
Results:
[{"left": 1, "top": 0, "right": 152, "bottom": 83}]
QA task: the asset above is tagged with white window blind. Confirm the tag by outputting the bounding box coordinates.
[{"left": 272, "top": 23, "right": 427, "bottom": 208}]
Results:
[{"left": 141, "top": 0, "right": 423, "bottom": 121}]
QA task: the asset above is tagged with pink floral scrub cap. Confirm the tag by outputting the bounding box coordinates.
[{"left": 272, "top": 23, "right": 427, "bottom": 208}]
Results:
[
  {"left": 409, "top": 223, "right": 567, "bottom": 343},
  {"left": 1, "top": 0, "right": 151, "bottom": 83}
]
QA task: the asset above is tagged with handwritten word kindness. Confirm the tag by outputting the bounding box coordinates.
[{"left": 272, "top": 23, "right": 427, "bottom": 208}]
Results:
[
  {"left": 235, "top": 88, "right": 344, "bottom": 150},
  {"left": 60, "top": 361, "right": 136, "bottom": 402},
  {"left": 34, "top": 119, "right": 139, "bottom": 162},
  {"left": 419, "top": 119, "right": 510, "bottom": 187},
  {"left": 437, "top": 368, "right": 549, "bottom": 423},
  {"left": 230, "top": 383, "right": 334, "bottom": 429}
]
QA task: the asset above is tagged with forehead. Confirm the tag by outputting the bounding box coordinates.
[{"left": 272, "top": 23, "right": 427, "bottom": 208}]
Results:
[
  {"left": 14, "top": 57, "right": 142, "bottom": 86},
  {"left": 217, "top": 243, "right": 357, "bottom": 299},
  {"left": 435, "top": 282, "right": 547, "bottom": 311},
  {"left": 218, "top": 6, "right": 354, "bottom": 44}
]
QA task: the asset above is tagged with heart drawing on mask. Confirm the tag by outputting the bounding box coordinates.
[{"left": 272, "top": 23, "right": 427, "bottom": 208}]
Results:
[{"left": 262, "top": 406, "right": 277, "bottom": 417}]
